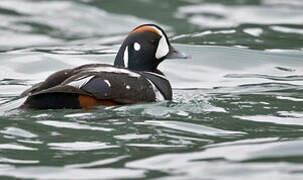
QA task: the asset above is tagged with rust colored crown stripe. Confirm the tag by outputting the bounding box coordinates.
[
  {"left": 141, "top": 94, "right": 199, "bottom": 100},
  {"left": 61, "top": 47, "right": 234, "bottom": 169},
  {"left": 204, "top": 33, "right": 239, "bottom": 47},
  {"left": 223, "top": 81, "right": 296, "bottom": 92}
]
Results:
[{"left": 131, "top": 26, "right": 161, "bottom": 35}]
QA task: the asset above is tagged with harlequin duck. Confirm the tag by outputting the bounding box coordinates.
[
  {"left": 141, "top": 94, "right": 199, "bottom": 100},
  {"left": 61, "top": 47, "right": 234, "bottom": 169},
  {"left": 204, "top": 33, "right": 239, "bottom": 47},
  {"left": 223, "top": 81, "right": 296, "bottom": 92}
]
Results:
[{"left": 20, "top": 24, "right": 188, "bottom": 109}]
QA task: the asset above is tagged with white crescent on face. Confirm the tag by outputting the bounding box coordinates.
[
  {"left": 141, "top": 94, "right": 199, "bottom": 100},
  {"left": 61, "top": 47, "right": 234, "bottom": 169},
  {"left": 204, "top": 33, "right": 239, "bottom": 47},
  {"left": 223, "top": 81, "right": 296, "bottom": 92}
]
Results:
[
  {"left": 155, "top": 35, "right": 169, "bottom": 59},
  {"left": 150, "top": 26, "right": 170, "bottom": 59},
  {"left": 141, "top": 26, "right": 169, "bottom": 60}
]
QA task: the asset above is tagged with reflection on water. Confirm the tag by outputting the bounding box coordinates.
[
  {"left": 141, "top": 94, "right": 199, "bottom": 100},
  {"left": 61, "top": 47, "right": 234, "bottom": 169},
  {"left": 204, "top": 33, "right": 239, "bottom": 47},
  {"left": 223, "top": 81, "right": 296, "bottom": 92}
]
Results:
[{"left": 0, "top": 0, "right": 303, "bottom": 179}]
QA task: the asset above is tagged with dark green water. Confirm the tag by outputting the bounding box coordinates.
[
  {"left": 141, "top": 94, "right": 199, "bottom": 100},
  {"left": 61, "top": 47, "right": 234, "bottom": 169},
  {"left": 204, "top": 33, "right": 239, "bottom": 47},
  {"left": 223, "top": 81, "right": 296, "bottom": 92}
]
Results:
[{"left": 1, "top": 0, "right": 303, "bottom": 179}]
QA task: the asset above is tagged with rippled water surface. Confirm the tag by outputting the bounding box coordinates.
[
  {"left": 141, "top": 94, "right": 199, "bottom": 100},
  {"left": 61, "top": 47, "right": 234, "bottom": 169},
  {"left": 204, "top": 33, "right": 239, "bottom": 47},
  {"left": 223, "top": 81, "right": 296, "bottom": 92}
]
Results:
[{"left": 1, "top": 0, "right": 303, "bottom": 179}]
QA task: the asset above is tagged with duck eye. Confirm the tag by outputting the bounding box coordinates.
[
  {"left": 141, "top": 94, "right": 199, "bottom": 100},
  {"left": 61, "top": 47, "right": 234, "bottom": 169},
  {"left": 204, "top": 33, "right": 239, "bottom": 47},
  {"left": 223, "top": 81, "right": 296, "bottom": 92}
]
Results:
[{"left": 133, "top": 42, "right": 141, "bottom": 51}]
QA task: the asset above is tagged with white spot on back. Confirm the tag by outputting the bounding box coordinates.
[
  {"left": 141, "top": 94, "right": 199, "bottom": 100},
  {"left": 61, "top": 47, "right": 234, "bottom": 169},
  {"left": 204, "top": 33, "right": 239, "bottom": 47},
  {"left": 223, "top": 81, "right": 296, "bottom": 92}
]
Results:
[
  {"left": 68, "top": 76, "right": 94, "bottom": 89},
  {"left": 126, "top": 85, "right": 131, "bottom": 90},
  {"left": 134, "top": 42, "right": 141, "bottom": 51},
  {"left": 123, "top": 46, "right": 129, "bottom": 67}
]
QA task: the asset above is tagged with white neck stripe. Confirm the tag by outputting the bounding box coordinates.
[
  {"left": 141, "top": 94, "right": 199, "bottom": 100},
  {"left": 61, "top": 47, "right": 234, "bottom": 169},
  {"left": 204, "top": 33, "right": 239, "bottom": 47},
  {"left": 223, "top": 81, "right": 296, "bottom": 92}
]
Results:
[{"left": 123, "top": 46, "right": 129, "bottom": 67}]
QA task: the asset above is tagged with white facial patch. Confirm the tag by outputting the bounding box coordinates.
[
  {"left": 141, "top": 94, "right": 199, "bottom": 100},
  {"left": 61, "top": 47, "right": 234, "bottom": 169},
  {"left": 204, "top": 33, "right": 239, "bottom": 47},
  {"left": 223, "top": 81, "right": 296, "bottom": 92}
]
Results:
[
  {"left": 134, "top": 42, "right": 141, "bottom": 51},
  {"left": 155, "top": 36, "right": 169, "bottom": 59},
  {"left": 138, "top": 25, "right": 170, "bottom": 59},
  {"left": 123, "top": 46, "right": 129, "bottom": 67}
]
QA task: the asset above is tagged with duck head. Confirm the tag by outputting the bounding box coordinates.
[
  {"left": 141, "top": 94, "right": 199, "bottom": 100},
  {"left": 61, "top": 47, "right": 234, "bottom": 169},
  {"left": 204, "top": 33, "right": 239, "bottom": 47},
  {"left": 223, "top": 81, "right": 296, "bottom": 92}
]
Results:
[{"left": 114, "top": 24, "right": 187, "bottom": 72}]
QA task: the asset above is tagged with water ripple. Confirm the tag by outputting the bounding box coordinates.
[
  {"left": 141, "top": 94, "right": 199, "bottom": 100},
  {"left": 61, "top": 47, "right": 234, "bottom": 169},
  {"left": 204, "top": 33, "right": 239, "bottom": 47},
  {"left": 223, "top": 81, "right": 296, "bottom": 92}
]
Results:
[
  {"left": 65, "top": 156, "right": 129, "bottom": 169},
  {"left": 127, "top": 139, "right": 303, "bottom": 179},
  {"left": 37, "top": 120, "right": 112, "bottom": 132},
  {"left": 0, "top": 127, "right": 37, "bottom": 138},
  {"left": 0, "top": 143, "right": 37, "bottom": 151},
  {"left": 234, "top": 115, "right": 303, "bottom": 126},
  {"left": 0, "top": 167, "right": 145, "bottom": 180},
  {"left": 48, "top": 141, "right": 117, "bottom": 151},
  {"left": 139, "top": 120, "right": 245, "bottom": 137},
  {"left": 0, "top": 158, "right": 39, "bottom": 164}
]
